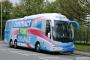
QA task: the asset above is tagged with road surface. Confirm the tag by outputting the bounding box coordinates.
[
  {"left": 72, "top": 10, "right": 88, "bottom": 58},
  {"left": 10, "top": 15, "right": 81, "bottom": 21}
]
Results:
[{"left": 0, "top": 43, "right": 90, "bottom": 60}]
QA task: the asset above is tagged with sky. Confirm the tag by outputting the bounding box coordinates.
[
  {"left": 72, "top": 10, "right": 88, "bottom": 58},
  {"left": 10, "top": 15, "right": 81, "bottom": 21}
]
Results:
[
  {"left": 0, "top": 0, "right": 20, "bottom": 5},
  {"left": 9, "top": 0, "right": 55, "bottom": 5},
  {"left": 9, "top": 0, "right": 20, "bottom": 5}
]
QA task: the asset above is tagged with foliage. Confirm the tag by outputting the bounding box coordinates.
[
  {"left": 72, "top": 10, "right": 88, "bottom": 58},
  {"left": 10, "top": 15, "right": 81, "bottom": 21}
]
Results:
[
  {"left": 75, "top": 43, "right": 90, "bottom": 52},
  {"left": 1, "top": 0, "right": 90, "bottom": 22},
  {"left": 21, "top": 0, "right": 44, "bottom": 15},
  {"left": 10, "top": 4, "right": 25, "bottom": 18},
  {"left": 51, "top": 0, "right": 90, "bottom": 21},
  {"left": 0, "top": 0, "right": 13, "bottom": 26},
  {"left": 1, "top": 0, "right": 90, "bottom": 41}
]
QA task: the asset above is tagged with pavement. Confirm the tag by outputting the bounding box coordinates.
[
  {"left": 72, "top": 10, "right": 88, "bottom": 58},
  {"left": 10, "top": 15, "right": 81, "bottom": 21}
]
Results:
[
  {"left": 0, "top": 41, "right": 3, "bottom": 44},
  {"left": 75, "top": 51, "right": 90, "bottom": 57},
  {"left": 0, "top": 41, "right": 90, "bottom": 56},
  {"left": 0, "top": 41, "right": 90, "bottom": 60}
]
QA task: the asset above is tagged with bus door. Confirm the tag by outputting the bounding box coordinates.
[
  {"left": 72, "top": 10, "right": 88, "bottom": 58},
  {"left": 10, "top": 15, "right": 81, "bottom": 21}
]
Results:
[{"left": 45, "top": 20, "right": 52, "bottom": 39}]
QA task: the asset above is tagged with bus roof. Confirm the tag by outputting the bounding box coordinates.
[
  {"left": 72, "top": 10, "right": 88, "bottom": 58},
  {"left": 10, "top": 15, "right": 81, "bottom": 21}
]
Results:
[
  {"left": 7, "top": 13, "right": 69, "bottom": 21},
  {"left": 24, "top": 13, "right": 69, "bottom": 21}
]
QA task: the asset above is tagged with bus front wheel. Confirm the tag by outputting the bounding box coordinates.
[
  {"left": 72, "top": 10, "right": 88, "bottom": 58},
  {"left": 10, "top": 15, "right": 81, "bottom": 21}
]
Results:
[
  {"left": 14, "top": 40, "right": 18, "bottom": 48},
  {"left": 35, "top": 43, "right": 40, "bottom": 52}
]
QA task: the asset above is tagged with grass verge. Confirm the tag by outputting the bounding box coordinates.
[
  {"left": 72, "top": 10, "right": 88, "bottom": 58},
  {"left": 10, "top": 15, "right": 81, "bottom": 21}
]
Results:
[{"left": 75, "top": 43, "right": 90, "bottom": 52}]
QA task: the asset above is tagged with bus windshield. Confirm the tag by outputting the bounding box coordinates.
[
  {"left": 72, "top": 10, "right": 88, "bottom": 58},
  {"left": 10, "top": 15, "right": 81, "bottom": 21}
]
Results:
[{"left": 52, "top": 20, "right": 73, "bottom": 42}]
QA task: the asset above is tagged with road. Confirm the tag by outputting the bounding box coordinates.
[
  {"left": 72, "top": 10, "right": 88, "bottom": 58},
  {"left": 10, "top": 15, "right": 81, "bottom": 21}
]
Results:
[{"left": 0, "top": 43, "right": 90, "bottom": 60}]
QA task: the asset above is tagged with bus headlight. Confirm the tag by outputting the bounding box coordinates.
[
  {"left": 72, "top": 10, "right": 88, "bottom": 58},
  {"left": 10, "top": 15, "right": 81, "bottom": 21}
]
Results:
[{"left": 72, "top": 45, "right": 74, "bottom": 48}]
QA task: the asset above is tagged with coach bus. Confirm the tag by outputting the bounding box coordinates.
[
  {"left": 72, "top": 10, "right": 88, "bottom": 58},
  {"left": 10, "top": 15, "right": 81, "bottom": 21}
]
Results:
[{"left": 4, "top": 13, "right": 80, "bottom": 53}]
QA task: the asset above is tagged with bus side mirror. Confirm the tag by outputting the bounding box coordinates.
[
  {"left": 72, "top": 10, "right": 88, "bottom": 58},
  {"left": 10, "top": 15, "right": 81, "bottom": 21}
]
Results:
[{"left": 69, "top": 21, "right": 80, "bottom": 30}]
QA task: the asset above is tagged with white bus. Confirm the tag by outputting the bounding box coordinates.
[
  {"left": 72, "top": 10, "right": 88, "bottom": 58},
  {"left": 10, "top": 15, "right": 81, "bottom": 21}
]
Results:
[{"left": 4, "top": 13, "right": 80, "bottom": 53}]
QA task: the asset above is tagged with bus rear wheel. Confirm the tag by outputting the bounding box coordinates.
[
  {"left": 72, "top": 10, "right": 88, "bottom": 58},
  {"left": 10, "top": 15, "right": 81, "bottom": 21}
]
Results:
[
  {"left": 9, "top": 40, "right": 13, "bottom": 48},
  {"left": 35, "top": 43, "right": 40, "bottom": 52}
]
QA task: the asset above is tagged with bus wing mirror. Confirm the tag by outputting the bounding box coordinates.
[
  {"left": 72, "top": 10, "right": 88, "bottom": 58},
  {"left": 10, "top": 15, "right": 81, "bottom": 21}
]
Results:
[{"left": 69, "top": 21, "right": 80, "bottom": 30}]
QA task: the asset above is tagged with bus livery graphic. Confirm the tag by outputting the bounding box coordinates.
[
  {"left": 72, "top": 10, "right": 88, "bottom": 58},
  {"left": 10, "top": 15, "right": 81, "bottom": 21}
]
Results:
[{"left": 4, "top": 13, "right": 80, "bottom": 53}]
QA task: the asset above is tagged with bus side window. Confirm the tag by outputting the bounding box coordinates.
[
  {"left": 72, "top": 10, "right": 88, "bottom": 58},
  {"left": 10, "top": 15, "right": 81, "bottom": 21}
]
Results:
[
  {"left": 46, "top": 20, "right": 51, "bottom": 37},
  {"left": 32, "top": 20, "right": 42, "bottom": 29}
]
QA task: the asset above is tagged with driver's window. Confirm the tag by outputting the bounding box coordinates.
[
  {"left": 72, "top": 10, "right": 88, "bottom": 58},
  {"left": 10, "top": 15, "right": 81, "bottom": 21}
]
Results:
[{"left": 46, "top": 20, "right": 51, "bottom": 38}]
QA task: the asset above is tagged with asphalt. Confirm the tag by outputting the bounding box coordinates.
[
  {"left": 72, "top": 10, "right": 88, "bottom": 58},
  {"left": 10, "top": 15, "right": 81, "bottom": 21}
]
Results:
[
  {"left": 0, "top": 41, "right": 90, "bottom": 60},
  {"left": 0, "top": 41, "right": 2, "bottom": 44},
  {"left": 75, "top": 51, "right": 90, "bottom": 57}
]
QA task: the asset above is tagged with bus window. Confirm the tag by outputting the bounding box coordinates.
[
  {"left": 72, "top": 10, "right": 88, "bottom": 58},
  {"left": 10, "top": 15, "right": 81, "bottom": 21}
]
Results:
[
  {"left": 45, "top": 20, "right": 51, "bottom": 38},
  {"left": 53, "top": 21, "right": 73, "bottom": 42},
  {"left": 32, "top": 20, "right": 42, "bottom": 29}
]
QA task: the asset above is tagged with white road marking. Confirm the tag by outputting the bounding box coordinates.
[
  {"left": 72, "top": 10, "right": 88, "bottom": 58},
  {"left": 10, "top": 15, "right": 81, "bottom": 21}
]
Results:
[
  {"left": 9, "top": 50, "right": 43, "bottom": 56},
  {"left": 39, "top": 57, "right": 73, "bottom": 60},
  {"left": 10, "top": 51, "right": 30, "bottom": 56},
  {"left": 0, "top": 47, "right": 88, "bottom": 60},
  {"left": 0, "top": 48, "right": 47, "bottom": 56},
  {"left": 76, "top": 57, "right": 90, "bottom": 60},
  {"left": 0, "top": 49, "right": 14, "bottom": 51}
]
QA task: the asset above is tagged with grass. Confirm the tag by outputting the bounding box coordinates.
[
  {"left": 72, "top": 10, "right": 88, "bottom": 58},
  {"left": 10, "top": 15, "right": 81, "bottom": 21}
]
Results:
[{"left": 75, "top": 43, "right": 90, "bottom": 52}]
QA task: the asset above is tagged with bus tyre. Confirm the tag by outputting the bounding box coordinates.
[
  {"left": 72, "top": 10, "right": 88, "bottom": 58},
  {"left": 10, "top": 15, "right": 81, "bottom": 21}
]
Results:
[
  {"left": 35, "top": 43, "right": 40, "bottom": 52},
  {"left": 14, "top": 40, "right": 17, "bottom": 48},
  {"left": 9, "top": 40, "right": 13, "bottom": 48}
]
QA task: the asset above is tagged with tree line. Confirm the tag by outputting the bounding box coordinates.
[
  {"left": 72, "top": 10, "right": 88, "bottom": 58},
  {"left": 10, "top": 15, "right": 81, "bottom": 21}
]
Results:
[
  {"left": 0, "top": 0, "right": 90, "bottom": 41},
  {"left": 1, "top": 0, "right": 90, "bottom": 25}
]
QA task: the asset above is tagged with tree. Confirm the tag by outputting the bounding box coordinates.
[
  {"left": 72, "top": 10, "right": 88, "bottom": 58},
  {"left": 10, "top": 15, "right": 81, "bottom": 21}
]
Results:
[
  {"left": 1, "top": 0, "right": 13, "bottom": 25},
  {"left": 10, "top": 0, "right": 45, "bottom": 18},
  {"left": 44, "top": 0, "right": 90, "bottom": 22},
  {"left": 52, "top": 0, "right": 87, "bottom": 21},
  {"left": 21, "top": 0, "right": 44, "bottom": 15},
  {"left": 10, "top": 4, "right": 25, "bottom": 19},
  {"left": 43, "top": 2, "right": 59, "bottom": 13},
  {"left": 78, "top": 0, "right": 90, "bottom": 14},
  {"left": 0, "top": 0, "right": 13, "bottom": 39}
]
